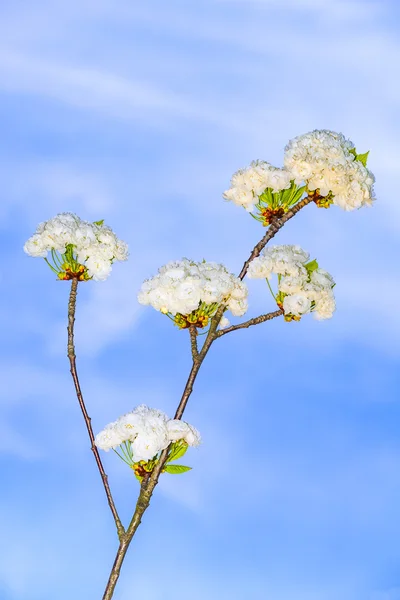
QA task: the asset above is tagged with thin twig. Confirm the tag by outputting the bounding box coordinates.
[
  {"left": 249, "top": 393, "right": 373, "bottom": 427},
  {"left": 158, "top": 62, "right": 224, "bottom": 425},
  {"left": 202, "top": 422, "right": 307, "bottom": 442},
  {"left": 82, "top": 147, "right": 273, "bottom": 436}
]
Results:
[
  {"left": 238, "top": 194, "right": 315, "bottom": 280},
  {"left": 67, "top": 278, "right": 125, "bottom": 539},
  {"left": 216, "top": 308, "right": 284, "bottom": 338}
]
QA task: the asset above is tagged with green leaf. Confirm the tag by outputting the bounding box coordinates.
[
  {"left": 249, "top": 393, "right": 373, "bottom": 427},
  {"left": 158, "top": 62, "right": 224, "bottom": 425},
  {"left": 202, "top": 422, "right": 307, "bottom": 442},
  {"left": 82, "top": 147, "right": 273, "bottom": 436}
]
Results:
[
  {"left": 305, "top": 259, "right": 319, "bottom": 274},
  {"left": 349, "top": 148, "right": 369, "bottom": 167},
  {"left": 163, "top": 464, "right": 192, "bottom": 474},
  {"left": 259, "top": 187, "right": 273, "bottom": 207},
  {"left": 93, "top": 219, "right": 104, "bottom": 226},
  {"left": 355, "top": 151, "right": 369, "bottom": 167},
  {"left": 168, "top": 442, "right": 189, "bottom": 462}
]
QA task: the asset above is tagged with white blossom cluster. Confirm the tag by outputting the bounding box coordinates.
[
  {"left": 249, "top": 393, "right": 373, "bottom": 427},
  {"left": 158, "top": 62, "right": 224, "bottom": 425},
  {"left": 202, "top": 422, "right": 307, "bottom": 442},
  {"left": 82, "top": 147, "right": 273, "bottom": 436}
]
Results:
[
  {"left": 24, "top": 213, "right": 128, "bottom": 281},
  {"left": 138, "top": 259, "right": 249, "bottom": 318},
  {"left": 247, "top": 245, "right": 336, "bottom": 320},
  {"left": 95, "top": 405, "right": 201, "bottom": 462},
  {"left": 284, "top": 129, "right": 375, "bottom": 210},
  {"left": 223, "top": 160, "right": 292, "bottom": 212}
]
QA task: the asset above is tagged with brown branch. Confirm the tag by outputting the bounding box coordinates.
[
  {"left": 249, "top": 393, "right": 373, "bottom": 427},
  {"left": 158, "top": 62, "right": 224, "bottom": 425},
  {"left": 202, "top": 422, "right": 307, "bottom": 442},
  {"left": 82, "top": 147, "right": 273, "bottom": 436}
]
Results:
[
  {"left": 100, "top": 194, "right": 315, "bottom": 599},
  {"left": 216, "top": 308, "right": 283, "bottom": 338},
  {"left": 189, "top": 324, "right": 199, "bottom": 360},
  {"left": 102, "top": 319, "right": 220, "bottom": 599},
  {"left": 238, "top": 193, "right": 314, "bottom": 280},
  {"left": 102, "top": 478, "right": 154, "bottom": 600},
  {"left": 67, "top": 278, "right": 124, "bottom": 539}
]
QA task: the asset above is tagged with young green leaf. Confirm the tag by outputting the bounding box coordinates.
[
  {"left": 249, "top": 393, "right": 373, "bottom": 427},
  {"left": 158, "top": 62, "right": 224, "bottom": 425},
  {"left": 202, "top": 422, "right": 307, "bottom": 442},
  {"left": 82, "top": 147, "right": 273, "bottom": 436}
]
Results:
[
  {"left": 93, "top": 219, "right": 105, "bottom": 226},
  {"left": 349, "top": 148, "right": 369, "bottom": 167},
  {"left": 168, "top": 442, "right": 189, "bottom": 462},
  {"left": 355, "top": 151, "right": 369, "bottom": 167},
  {"left": 305, "top": 259, "right": 319, "bottom": 274},
  {"left": 164, "top": 464, "right": 192, "bottom": 474}
]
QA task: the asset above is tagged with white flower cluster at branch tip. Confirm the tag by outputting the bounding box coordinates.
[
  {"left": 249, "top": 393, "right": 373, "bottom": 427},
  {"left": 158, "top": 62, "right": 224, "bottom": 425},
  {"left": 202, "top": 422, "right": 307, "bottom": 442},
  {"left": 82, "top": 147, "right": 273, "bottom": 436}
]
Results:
[
  {"left": 223, "top": 129, "right": 375, "bottom": 216},
  {"left": 24, "top": 213, "right": 128, "bottom": 281},
  {"left": 138, "top": 259, "right": 248, "bottom": 326},
  {"left": 223, "top": 161, "right": 292, "bottom": 212},
  {"left": 247, "top": 245, "right": 336, "bottom": 321},
  {"left": 284, "top": 129, "right": 375, "bottom": 210},
  {"left": 95, "top": 404, "right": 201, "bottom": 462}
]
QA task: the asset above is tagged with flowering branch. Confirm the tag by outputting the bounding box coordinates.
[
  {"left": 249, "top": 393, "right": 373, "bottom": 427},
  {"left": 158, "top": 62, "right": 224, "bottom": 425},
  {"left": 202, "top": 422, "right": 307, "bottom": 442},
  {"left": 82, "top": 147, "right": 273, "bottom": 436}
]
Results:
[
  {"left": 67, "top": 278, "right": 125, "bottom": 538},
  {"left": 216, "top": 308, "right": 284, "bottom": 338},
  {"left": 102, "top": 325, "right": 216, "bottom": 599},
  {"left": 24, "top": 129, "right": 376, "bottom": 600},
  {"left": 101, "top": 201, "right": 313, "bottom": 596}
]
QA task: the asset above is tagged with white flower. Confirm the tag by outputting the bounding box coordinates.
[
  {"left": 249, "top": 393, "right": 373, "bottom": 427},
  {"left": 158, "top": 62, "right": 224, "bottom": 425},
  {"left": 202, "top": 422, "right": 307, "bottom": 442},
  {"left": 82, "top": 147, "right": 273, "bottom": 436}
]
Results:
[
  {"left": 283, "top": 293, "right": 311, "bottom": 316},
  {"left": 95, "top": 406, "right": 201, "bottom": 462},
  {"left": 94, "top": 422, "right": 124, "bottom": 451},
  {"left": 247, "top": 245, "right": 309, "bottom": 280},
  {"left": 247, "top": 244, "right": 336, "bottom": 321},
  {"left": 247, "top": 256, "right": 274, "bottom": 280},
  {"left": 279, "top": 275, "right": 307, "bottom": 295},
  {"left": 24, "top": 213, "right": 128, "bottom": 281},
  {"left": 314, "top": 290, "right": 336, "bottom": 320},
  {"left": 219, "top": 316, "right": 230, "bottom": 329},
  {"left": 85, "top": 254, "right": 113, "bottom": 281},
  {"left": 114, "top": 240, "right": 129, "bottom": 261},
  {"left": 284, "top": 129, "right": 375, "bottom": 210},
  {"left": 167, "top": 420, "right": 202, "bottom": 446},
  {"left": 115, "top": 412, "right": 144, "bottom": 441},
  {"left": 132, "top": 434, "right": 165, "bottom": 462},
  {"left": 311, "top": 268, "right": 335, "bottom": 289},
  {"left": 223, "top": 186, "right": 256, "bottom": 212},
  {"left": 223, "top": 161, "right": 292, "bottom": 211},
  {"left": 227, "top": 297, "right": 248, "bottom": 317},
  {"left": 23, "top": 234, "right": 47, "bottom": 257},
  {"left": 138, "top": 259, "right": 249, "bottom": 319}
]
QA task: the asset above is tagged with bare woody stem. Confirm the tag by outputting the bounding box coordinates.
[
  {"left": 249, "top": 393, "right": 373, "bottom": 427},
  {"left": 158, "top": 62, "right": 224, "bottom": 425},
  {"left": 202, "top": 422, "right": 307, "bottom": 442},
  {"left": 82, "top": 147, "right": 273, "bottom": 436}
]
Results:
[
  {"left": 102, "top": 317, "right": 219, "bottom": 599},
  {"left": 67, "top": 278, "right": 125, "bottom": 539},
  {"left": 101, "top": 195, "right": 314, "bottom": 599},
  {"left": 215, "top": 308, "right": 284, "bottom": 338},
  {"left": 189, "top": 324, "right": 199, "bottom": 360},
  {"left": 238, "top": 193, "right": 315, "bottom": 280}
]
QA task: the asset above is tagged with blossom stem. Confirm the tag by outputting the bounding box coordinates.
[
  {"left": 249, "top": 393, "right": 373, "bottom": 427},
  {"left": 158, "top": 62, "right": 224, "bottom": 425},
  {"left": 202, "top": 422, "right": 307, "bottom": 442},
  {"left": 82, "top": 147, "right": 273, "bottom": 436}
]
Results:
[
  {"left": 44, "top": 258, "right": 59, "bottom": 275},
  {"left": 266, "top": 277, "right": 277, "bottom": 300},
  {"left": 67, "top": 278, "right": 125, "bottom": 539}
]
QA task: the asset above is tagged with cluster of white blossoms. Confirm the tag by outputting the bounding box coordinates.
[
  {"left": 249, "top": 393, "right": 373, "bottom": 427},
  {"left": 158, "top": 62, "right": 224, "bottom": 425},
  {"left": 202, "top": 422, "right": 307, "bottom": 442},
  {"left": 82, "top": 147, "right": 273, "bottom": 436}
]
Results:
[
  {"left": 223, "top": 130, "right": 375, "bottom": 216},
  {"left": 24, "top": 213, "right": 128, "bottom": 281},
  {"left": 284, "top": 129, "right": 375, "bottom": 211},
  {"left": 247, "top": 245, "right": 336, "bottom": 320},
  {"left": 138, "top": 259, "right": 248, "bottom": 327},
  {"left": 95, "top": 404, "right": 201, "bottom": 463},
  {"left": 223, "top": 160, "right": 292, "bottom": 212}
]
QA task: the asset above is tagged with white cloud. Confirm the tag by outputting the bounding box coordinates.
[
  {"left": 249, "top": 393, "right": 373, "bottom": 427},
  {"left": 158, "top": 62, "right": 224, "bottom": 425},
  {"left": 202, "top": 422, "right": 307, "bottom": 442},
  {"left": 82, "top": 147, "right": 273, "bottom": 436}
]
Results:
[
  {"left": 0, "top": 161, "right": 114, "bottom": 223},
  {"left": 0, "top": 52, "right": 197, "bottom": 122}
]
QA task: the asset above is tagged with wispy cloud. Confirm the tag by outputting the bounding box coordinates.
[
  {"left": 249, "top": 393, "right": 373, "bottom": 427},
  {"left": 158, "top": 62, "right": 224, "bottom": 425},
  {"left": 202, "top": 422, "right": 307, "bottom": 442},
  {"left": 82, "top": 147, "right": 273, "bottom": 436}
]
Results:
[{"left": 1, "top": 1, "right": 400, "bottom": 598}]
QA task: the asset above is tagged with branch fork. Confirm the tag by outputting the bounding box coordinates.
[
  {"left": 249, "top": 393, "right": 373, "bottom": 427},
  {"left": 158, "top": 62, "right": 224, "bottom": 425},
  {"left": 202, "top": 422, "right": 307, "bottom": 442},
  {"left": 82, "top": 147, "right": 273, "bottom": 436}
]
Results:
[{"left": 66, "top": 195, "right": 313, "bottom": 599}]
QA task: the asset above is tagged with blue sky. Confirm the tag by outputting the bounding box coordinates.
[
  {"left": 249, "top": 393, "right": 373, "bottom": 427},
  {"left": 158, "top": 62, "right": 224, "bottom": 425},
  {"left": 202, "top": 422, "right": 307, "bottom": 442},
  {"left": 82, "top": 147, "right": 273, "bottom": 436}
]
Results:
[{"left": 1, "top": 0, "right": 400, "bottom": 598}]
